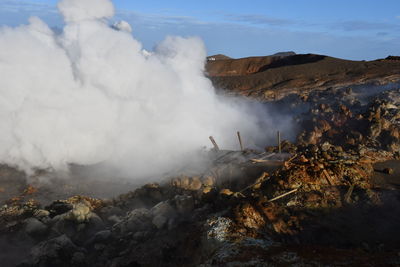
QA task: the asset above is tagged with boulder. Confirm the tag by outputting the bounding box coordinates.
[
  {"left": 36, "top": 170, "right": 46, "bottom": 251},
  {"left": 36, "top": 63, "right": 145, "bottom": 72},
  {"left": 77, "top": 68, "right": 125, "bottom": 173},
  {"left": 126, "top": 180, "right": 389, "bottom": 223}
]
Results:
[
  {"left": 46, "top": 201, "right": 73, "bottom": 217},
  {"left": 65, "top": 202, "right": 91, "bottom": 223},
  {"left": 25, "top": 218, "right": 48, "bottom": 237},
  {"left": 149, "top": 200, "right": 177, "bottom": 229},
  {"left": 151, "top": 201, "right": 176, "bottom": 218},
  {"left": 30, "top": 235, "right": 84, "bottom": 266},
  {"left": 116, "top": 208, "right": 152, "bottom": 234}
]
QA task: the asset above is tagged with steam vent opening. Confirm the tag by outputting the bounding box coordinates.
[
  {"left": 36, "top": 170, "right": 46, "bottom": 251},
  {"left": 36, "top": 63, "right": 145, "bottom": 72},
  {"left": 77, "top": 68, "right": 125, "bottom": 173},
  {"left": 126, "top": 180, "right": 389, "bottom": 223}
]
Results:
[{"left": 1, "top": 0, "right": 400, "bottom": 266}]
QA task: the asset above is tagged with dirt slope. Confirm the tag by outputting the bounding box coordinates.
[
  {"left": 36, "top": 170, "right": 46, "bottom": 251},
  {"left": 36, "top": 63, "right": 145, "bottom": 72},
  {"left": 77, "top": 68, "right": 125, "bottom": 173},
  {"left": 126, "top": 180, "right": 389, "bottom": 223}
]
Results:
[{"left": 206, "top": 54, "right": 400, "bottom": 100}]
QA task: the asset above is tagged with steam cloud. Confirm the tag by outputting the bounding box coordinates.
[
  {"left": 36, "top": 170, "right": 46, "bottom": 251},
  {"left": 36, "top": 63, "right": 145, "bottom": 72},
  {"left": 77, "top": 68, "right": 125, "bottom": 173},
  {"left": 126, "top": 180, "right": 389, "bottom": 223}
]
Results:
[{"left": 0, "top": 0, "right": 290, "bottom": 178}]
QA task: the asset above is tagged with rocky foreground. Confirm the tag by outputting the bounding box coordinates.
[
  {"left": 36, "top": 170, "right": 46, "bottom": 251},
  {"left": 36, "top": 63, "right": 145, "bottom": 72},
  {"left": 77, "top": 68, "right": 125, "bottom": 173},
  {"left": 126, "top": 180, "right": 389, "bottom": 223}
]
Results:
[{"left": 1, "top": 59, "right": 400, "bottom": 266}]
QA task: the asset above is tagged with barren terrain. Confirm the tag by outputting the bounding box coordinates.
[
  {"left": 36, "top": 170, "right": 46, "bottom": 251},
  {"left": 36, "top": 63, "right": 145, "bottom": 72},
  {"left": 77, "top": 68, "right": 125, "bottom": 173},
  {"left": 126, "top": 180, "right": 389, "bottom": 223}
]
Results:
[{"left": 1, "top": 53, "right": 400, "bottom": 266}]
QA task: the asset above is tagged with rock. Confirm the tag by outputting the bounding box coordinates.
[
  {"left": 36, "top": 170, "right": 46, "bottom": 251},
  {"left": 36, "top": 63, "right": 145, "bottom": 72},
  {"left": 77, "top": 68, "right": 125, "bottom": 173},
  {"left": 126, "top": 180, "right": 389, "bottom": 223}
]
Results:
[
  {"left": 107, "top": 215, "right": 122, "bottom": 224},
  {"left": 133, "top": 231, "right": 149, "bottom": 241},
  {"left": 321, "top": 142, "right": 332, "bottom": 152},
  {"left": 151, "top": 201, "right": 176, "bottom": 218},
  {"left": 219, "top": 189, "right": 234, "bottom": 196},
  {"left": 152, "top": 214, "right": 168, "bottom": 229},
  {"left": 148, "top": 196, "right": 194, "bottom": 228},
  {"left": 144, "top": 184, "right": 164, "bottom": 201},
  {"left": 203, "top": 186, "right": 213, "bottom": 194},
  {"left": 34, "top": 209, "right": 50, "bottom": 218},
  {"left": 46, "top": 201, "right": 73, "bottom": 217},
  {"left": 369, "top": 122, "right": 382, "bottom": 138},
  {"left": 30, "top": 235, "right": 84, "bottom": 266},
  {"left": 65, "top": 202, "right": 91, "bottom": 223},
  {"left": 334, "top": 146, "right": 343, "bottom": 152},
  {"left": 93, "top": 230, "right": 112, "bottom": 242},
  {"left": 206, "top": 217, "right": 234, "bottom": 242},
  {"left": 51, "top": 215, "right": 77, "bottom": 237},
  {"left": 87, "top": 213, "right": 104, "bottom": 229},
  {"left": 25, "top": 218, "right": 48, "bottom": 237},
  {"left": 100, "top": 206, "right": 123, "bottom": 218},
  {"left": 174, "top": 195, "right": 194, "bottom": 214},
  {"left": 117, "top": 208, "right": 152, "bottom": 233},
  {"left": 49, "top": 204, "right": 104, "bottom": 241},
  {"left": 85, "top": 229, "right": 113, "bottom": 247}
]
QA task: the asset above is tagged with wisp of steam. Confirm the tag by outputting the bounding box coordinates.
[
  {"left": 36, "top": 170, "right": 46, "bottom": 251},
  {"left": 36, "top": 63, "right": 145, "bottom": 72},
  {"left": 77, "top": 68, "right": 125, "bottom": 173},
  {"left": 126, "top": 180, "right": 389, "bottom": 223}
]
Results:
[{"left": 0, "top": 0, "right": 292, "bottom": 178}]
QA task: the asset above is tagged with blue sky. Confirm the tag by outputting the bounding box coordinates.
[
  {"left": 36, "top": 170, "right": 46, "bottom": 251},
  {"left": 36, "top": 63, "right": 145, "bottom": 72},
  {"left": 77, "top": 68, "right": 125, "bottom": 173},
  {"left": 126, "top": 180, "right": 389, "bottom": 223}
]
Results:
[{"left": 0, "top": 0, "right": 399, "bottom": 60}]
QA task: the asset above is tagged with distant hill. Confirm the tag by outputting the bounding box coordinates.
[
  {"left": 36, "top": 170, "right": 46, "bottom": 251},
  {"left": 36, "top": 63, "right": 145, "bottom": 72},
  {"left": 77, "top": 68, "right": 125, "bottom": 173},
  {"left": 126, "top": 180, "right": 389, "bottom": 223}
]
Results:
[
  {"left": 207, "top": 54, "right": 232, "bottom": 61},
  {"left": 269, "top": 51, "right": 296, "bottom": 57},
  {"left": 206, "top": 53, "right": 400, "bottom": 100}
]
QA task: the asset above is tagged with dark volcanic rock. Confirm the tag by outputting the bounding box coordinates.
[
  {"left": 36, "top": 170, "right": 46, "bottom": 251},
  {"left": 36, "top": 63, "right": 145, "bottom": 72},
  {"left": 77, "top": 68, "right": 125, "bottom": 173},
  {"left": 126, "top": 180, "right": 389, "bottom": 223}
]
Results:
[{"left": 28, "top": 235, "right": 85, "bottom": 267}]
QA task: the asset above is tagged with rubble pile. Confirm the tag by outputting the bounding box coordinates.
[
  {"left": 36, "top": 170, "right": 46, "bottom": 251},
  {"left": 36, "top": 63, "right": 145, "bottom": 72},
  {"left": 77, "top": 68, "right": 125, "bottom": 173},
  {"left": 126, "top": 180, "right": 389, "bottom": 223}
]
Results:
[
  {"left": 1, "top": 86, "right": 400, "bottom": 266},
  {"left": 296, "top": 87, "right": 400, "bottom": 154}
]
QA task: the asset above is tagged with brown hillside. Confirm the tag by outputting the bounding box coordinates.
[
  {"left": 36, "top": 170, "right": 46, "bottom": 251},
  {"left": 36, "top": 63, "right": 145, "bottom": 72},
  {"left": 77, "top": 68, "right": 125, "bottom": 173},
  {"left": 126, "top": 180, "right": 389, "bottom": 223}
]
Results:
[{"left": 206, "top": 53, "right": 400, "bottom": 100}]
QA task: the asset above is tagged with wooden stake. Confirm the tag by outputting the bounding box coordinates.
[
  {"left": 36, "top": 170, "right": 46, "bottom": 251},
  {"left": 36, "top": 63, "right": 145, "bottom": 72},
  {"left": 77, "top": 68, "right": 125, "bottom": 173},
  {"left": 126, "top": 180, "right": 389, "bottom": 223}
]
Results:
[
  {"left": 322, "top": 169, "right": 334, "bottom": 185},
  {"left": 268, "top": 188, "right": 299, "bottom": 202},
  {"left": 237, "top": 131, "right": 244, "bottom": 151},
  {"left": 239, "top": 172, "right": 269, "bottom": 193},
  {"left": 277, "top": 131, "right": 282, "bottom": 153},
  {"left": 209, "top": 136, "right": 220, "bottom": 151}
]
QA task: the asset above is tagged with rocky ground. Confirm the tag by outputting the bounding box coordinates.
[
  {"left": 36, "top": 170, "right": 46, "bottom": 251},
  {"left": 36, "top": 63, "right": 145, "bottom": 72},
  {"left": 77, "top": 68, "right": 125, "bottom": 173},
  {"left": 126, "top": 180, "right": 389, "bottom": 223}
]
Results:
[{"left": 1, "top": 56, "right": 400, "bottom": 266}]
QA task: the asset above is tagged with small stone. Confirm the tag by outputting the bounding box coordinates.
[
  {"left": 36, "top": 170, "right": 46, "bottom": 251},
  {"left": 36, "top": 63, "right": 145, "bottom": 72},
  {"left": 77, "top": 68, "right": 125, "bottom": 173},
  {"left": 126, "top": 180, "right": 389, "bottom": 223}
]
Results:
[
  {"left": 335, "top": 146, "right": 343, "bottom": 152},
  {"left": 219, "top": 189, "right": 234, "bottom": 196},
  {"left": 321, "top": 142, "right": 332, "bottom": 152},
  {"left": 34, "top": 209, "right": 50, "bottom": 218},
  {"left": 202, "top": 186, "right": 213, "bottom": 194}
]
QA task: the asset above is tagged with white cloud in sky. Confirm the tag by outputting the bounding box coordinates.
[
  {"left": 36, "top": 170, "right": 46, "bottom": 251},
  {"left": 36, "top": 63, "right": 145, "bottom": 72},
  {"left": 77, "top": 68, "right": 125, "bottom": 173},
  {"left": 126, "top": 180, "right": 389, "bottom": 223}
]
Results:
[{"left": 0, "top": 0, "right": 399, "bottom": 60}]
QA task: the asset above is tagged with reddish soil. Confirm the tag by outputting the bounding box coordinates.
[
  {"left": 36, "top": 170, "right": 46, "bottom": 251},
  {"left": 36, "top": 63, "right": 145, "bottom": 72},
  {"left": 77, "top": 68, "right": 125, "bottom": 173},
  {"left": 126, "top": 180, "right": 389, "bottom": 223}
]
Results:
[{"left": 206, "top": 53, "right": 400, "bottom": 100}]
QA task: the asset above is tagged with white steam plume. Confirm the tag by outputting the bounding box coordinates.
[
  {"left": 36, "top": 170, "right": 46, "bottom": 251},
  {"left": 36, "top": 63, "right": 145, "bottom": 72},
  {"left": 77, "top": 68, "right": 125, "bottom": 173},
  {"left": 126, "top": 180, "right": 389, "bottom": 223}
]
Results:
[{"left": 0, "top": 0, "right": 288, "bottom": 178}]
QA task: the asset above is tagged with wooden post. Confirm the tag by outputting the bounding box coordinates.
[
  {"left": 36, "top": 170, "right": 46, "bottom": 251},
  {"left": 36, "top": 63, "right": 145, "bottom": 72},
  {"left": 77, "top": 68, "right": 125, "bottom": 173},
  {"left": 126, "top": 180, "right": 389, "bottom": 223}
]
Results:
[
  {"left": 277, "top": 131, "right": 281, "bottom": 154},
  {"left": 237, "top": 131, "right": 244, "bottom": 151},
  {"left": 209, "top": 136, "right": 220, "bottom": 151},
  {"left": 268, "top": 188, "right": 299, "bottom": 202}
]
